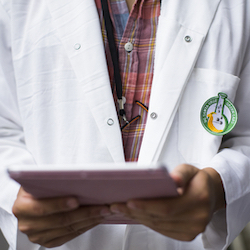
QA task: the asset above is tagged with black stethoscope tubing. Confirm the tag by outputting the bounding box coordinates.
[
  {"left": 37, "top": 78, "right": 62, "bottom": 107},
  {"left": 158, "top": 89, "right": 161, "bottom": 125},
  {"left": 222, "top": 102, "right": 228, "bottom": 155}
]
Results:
[{"left": 100, "top": 0, "right": 126, "bottom": 119}]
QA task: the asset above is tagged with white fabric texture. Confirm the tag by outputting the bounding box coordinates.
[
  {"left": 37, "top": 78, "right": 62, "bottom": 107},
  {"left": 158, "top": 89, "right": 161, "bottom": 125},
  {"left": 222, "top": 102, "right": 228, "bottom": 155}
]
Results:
[{"left": 0, "top": 0, "right": 249, "bottom": 249}]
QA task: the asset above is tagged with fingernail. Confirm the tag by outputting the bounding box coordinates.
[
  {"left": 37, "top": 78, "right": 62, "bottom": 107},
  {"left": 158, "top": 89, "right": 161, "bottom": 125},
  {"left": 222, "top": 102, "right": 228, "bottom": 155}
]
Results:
[
  {"left": 100, "top": 208, "right": 111, "bottom": 217},
  {"left": 66, "top": 198, "right": 79, "bottom": 209},
  {"left": 177, "top": 187, "right": 184, "bottom": 195}
]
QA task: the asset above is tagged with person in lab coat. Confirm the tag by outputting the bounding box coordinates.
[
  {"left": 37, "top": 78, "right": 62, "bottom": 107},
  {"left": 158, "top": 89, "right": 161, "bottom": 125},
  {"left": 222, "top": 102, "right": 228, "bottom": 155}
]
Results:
[{"left": 0, "top": 0, "right": 250, "bottom": 249}]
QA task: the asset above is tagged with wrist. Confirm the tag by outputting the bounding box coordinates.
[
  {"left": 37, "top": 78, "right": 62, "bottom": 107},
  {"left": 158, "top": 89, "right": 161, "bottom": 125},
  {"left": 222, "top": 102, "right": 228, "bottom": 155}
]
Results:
[{"left": 203, "top": 167, "right": 226, "bottom": 212}]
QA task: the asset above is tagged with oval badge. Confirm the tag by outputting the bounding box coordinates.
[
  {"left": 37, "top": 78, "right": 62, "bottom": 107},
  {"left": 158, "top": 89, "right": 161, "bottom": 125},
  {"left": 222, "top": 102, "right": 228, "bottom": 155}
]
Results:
[{"left": 200, "top": 92, "right": 238, "bottom": 136}]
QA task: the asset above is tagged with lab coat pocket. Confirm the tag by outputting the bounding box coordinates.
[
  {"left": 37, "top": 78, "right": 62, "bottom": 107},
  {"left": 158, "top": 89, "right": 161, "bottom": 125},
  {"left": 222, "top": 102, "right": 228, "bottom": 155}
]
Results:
[{"left": 178, "top": 68, "right": 240, "bottom": 165}]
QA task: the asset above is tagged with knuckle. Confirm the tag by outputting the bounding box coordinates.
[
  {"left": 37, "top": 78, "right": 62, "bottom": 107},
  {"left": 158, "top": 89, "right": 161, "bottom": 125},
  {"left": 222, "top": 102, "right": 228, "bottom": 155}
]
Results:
[
  {"left": 198, "top": 190, "right": 210, "bottom": 205},
  {"left": 12, "top": 196, "right": 21, "bottom": 216},
  {"left": 147, "top": 216, "right": 165, "bottom": 228},
  {"left": 32, "top": 204, "right": 47, "bottom": 216},
  {"left": 28, "top": 234, "right": 42, "bottom": 244},
  {"left": 181, "top": 233, "right": 197, "bottom": 242},
  {"left": 189, "top": 223, "right": 207, "bottom": 238},
  {"left": 44, "top": 238, "right": 72, "bottom": 249},
  {"left": 196, "top": 222, "right": 207, "bottom": 234},
  {"left": 43, "top": 244, "right": 53, "bottom": 249},
  {"left": 186, "top": 234, "right": 197, "bottom": 242},
  {"left": 196, "top": 185, "right": 209, "bottom": 203},
  {"left": 192, "top": 225, "right": 204, "bottom": 236},
  {"left": 18, "top": 224, "right": 33, "bottom": 234},
  {"left": 191, "top": 215, "right": 210, "bottom": 234},
  {"left": 44, "top": 242, "right": 61, "bottom": 249},
  {"left": 197, "top": 181, "right": 212, "bottom": 205},
  {"left": 12, "top": 208, "right": 19, "bottom": 218},
  {"left": 12, "top": 203, "right": 22, "bottom": 218},
  {"left": 199, "top": 224, "right": 207, "bottom": 233}
]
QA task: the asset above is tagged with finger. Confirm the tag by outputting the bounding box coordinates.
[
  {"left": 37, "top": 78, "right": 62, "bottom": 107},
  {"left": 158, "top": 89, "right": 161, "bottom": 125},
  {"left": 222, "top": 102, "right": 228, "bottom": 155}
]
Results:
[
  {"left": 111, "top": 203, "right": 207, "bottom": 225},
  {"left": 123, "top": 208, "right": 205, "bottom": 242},
  {"left": 110, "top": 204, "right": 205, "bottom": 240},
  {"left": 170, "top": 164, "right": 199, "bottom": 188},
  {"left": 13, "top": 196, "right": 79, "bottom": 217},
  {"left": 125, "top": 197, "right": 195, "bottom": 218},
  {"left": 19, "top": 206, "right": 111, "bottom": 233},
  {"left": 125, "top": 170, "right": 212, "bottom": 217},
  {"left": 111, "top": 204, "right": 209, "bottom": 239},
  {"left": 127, "top": 209, "right": 208, "bottom": 232},
  {"left": 13, "top": 188, "right": 80, "bottom": 218},
  {"left": 27, "top": 219, "right": 102, "bottom": 245},
  {"left": 142, "top": 223, "right": 199, "bottom": 242},
  {"left": 126, "top": 195, "right": 209, "bottom": 218},
  {"left": 31, "top": 224, "right": 99, "bottom": 248},
  {"left": 202, "top": 168, "right": 226, "bottom": 211},
  {"left": 136, "top": 217, "right": 203, "bottom": 235}
]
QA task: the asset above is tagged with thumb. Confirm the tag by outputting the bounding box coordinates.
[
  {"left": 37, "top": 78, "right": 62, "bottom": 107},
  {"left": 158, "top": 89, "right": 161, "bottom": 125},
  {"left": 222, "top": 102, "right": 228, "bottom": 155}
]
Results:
[{"left": 170, "top": 164, "right": 199, "bottom": 195}]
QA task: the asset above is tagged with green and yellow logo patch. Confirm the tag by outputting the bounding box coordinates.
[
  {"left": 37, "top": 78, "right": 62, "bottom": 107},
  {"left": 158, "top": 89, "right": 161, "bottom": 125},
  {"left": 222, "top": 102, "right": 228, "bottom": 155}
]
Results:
[{"left": 200, "top": 93, "right": 238, "bottom": 136}]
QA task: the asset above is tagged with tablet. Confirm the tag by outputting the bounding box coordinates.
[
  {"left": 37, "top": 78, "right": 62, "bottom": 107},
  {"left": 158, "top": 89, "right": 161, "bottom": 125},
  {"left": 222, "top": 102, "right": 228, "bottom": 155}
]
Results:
[{"left": 8, "top": 163, "right": 178, "bottom": 224}]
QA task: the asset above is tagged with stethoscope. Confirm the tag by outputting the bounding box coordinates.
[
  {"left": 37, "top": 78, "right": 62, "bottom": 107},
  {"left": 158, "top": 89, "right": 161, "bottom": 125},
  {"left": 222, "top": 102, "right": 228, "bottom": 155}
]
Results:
[{"left": 100, "top": 0, "right": 127, "bottom": 122}]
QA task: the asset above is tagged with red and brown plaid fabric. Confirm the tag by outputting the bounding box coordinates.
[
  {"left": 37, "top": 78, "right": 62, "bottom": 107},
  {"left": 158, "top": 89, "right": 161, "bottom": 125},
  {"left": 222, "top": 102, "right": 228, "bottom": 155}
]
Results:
[{"left": 95, "top": 0, "right": 160, "bottom": 161}]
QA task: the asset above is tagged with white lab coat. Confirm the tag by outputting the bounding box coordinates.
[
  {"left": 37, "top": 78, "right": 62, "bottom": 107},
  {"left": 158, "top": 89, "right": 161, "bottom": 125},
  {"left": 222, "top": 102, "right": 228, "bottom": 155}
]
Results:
[{"left": 0, "top": 0, "right": 250, "bottom": 249}]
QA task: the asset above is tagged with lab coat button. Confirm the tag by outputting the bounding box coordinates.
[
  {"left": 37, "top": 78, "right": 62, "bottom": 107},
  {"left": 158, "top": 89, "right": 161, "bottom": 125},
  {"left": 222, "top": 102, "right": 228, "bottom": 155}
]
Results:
[
  {"left": 184, "top": 36, "right": 192, "bottom": 43},
  {"left": 107, "top": 118, "right": 114, "bottom": 126},
  {"left": 74, "top": 43, "right": 81, "bottom": 50},
  {"left": 150, "top": 112, "right": 158, "bottom": 119},
  {"left": 124, "top": 42, "right": 133, "bottom": 52}
]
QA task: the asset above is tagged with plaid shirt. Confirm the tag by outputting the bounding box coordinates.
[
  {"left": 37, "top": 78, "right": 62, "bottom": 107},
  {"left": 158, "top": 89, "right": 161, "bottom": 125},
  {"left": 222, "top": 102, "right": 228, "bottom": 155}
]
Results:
[{"left": 95, "top": 0, "right": 160, "bottom": 161}]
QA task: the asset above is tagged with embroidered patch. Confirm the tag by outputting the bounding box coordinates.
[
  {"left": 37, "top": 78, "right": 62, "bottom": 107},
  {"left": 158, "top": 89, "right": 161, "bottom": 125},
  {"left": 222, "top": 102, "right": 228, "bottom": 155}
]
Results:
[{"left": 200, "top": 92, "right": 238, "bottom": 136}]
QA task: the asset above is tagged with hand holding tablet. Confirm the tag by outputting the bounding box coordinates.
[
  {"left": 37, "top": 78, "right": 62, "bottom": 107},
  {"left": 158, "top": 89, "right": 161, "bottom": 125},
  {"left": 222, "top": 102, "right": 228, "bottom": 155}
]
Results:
[{"left": 8, "top": 163, "right": 178, "bottom": 224}]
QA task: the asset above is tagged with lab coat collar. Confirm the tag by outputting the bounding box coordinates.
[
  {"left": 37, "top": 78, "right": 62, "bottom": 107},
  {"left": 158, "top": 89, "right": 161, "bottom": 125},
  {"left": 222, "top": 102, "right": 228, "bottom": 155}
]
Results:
[{"left": 46, "top": 0, "right": 125, "bottom": 162}]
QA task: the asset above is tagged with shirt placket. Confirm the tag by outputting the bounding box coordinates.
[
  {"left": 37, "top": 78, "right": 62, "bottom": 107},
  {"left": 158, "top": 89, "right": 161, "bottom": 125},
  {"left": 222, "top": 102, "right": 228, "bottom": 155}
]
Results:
[{"left": 118, "top": 1, "right": 144, "bottom": 157}]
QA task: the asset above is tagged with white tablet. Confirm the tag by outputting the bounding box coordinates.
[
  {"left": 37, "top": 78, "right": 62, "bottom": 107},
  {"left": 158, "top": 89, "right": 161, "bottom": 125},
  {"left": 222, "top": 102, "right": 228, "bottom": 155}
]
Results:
[{"left": 8, "top": 163, "right": 178, "bottom": 224}]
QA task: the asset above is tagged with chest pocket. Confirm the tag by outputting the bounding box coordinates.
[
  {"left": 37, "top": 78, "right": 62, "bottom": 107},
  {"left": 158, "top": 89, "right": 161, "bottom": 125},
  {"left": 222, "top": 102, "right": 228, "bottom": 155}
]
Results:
[{"left": 178, "top": 68, "right": 240, "bottom": 165}]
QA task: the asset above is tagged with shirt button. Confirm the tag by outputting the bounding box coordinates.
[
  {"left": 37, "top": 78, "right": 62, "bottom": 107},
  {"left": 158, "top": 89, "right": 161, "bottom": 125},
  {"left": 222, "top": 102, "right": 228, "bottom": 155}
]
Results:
[
  {"left": 124, "top": 42, "right": 133, "bottom": 52},
  {"left": 107, "top": 118, "right": 114, "bottom": 126},
  {"left": 184, "top": 36, "right": 192, "bottom": 43},
  {"left": 74, "top": 43, "right": 81, "bottom": 50},
  {"left": 150, "top": 112, "right": 158, "bottom": 119}
]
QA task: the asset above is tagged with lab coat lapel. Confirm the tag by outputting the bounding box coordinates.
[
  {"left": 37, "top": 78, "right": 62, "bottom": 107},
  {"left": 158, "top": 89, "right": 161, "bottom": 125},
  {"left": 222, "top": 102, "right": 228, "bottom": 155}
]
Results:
[
  {"left": 46, "top": 0, "right": 125, "bottom": 162},
  {"left": 139, "top": 0, "right": 221, "bottom": 163}
]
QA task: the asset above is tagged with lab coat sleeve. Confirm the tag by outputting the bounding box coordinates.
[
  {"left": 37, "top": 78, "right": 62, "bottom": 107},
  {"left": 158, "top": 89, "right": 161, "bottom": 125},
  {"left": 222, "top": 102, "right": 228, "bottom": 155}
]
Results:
[
  {"left": 0, "top": 3, "right": 36, "bottom": 249},
  {"left": 202, "top": 37, "right": 250, "bottom": 249}
]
